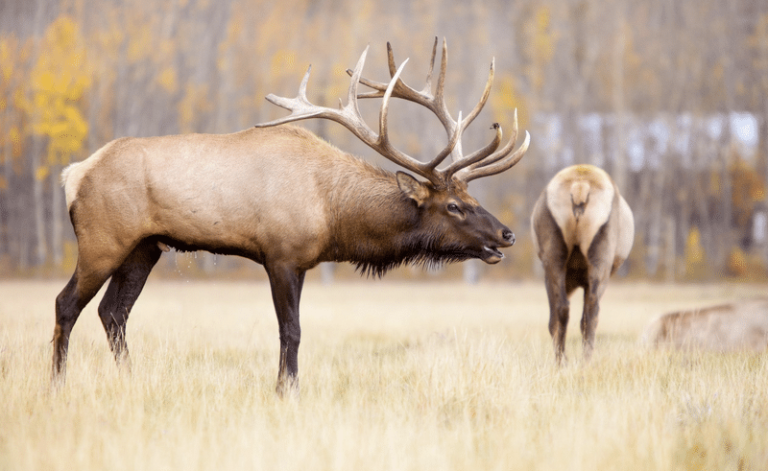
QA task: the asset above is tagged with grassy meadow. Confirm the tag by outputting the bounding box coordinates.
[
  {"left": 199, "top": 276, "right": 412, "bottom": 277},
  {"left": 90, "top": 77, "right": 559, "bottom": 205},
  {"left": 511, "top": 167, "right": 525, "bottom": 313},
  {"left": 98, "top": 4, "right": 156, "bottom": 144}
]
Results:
[{"left": 1, "top": 278, "right": 767, "bottom": 470}]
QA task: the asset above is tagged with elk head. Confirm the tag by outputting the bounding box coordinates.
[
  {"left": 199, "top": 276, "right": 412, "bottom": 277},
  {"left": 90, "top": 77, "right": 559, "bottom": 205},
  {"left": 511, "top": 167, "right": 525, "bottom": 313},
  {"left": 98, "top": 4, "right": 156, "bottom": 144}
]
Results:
[{"left": 255, "top": 38, "right": 530, "bottom": 266}]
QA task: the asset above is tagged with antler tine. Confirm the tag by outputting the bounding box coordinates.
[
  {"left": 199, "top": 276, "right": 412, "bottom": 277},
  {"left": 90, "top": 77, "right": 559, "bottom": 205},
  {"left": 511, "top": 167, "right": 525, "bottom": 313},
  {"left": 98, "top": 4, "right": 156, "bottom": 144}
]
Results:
[
  {"left": 455, "top": 110, "right": 531, "bottom": 182},
  {"left": 433, "top": 38, "right": 448, "bottom": 112},
  {"left": 378, "top": 58, "right": 409, "bottom": 150},
  {"left": 254, "top": 66, "right": 324, "bottom": 127},
  {"left": 443, "top": 123, "right": 502, "bottom": 176},
  {"left": 422, "top": 37, "right": 438, "bottom": 95},
  {"left": 386, "top": 42, "right": 398, "bottom": 77},
  {"left": 346, "top": 45, "right": 368, "bottom": 118},
  {"left": 469, "top": 117, "right": 517, "bottom": 171},
  {"left": 461, "top": 131, "right": 530, "bottom": 182}
]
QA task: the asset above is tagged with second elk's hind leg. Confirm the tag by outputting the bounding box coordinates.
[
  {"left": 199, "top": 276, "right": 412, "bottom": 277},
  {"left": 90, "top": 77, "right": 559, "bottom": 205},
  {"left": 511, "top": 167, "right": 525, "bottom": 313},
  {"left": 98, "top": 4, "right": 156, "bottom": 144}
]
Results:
[
  {"left": 544, "top": 267, "right": 570, "bottom": 366},
  {"left": 580, "top": 276, "right": 607, "bottom": 361},
  {"left": 581, "top": 226, "right": 613, "bottom": 361},
  {"left": 97, "top": 239, "right": 163, "bottom": 372},
  {"left": 533, "top": 197, "right": 571, "bottom": 366}
]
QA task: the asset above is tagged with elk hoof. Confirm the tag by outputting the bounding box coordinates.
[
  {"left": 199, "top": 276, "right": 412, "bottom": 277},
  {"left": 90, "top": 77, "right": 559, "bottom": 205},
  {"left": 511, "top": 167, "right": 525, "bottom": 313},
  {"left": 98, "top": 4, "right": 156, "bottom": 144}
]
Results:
[{"left": 276, "top": 376, "right": 300, "bottom": 401}]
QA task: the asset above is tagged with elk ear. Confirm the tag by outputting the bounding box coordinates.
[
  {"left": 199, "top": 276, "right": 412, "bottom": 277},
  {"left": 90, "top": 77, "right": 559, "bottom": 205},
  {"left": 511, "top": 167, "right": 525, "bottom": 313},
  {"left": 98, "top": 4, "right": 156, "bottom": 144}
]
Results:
[{"left": 396, "top": 171, "right": 430, "bottom": 206}]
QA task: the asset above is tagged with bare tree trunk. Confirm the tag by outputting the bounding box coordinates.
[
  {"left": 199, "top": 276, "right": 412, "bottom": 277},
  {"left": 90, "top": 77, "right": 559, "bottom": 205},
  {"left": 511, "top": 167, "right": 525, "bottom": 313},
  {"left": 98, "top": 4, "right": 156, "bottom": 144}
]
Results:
[
  {"left": 677, "top": 166, "right": 692, "bottom": 279},
  {"left": 0, "top": 111, "right": 9, "bottom": 262},
  {"left": 717, "top": 147, "right": 733, "bottom": 267},
  {"left": 31, "top": 138, "right": 47, "bottom": 268},
  {"left": 611, "top": 9, "right": 627, "bottom": 192},
  {"left": 4, "top": 134, "right": 25, "bottom": 271},
  {"left": 664, "top": 215, "right": 676, "bottom": 283},
  {"left": 644, "top": 169, "right": 664, "bottom": 277},
  {"left": 51, "top": 159, "right": 63, "bottom": 267}
]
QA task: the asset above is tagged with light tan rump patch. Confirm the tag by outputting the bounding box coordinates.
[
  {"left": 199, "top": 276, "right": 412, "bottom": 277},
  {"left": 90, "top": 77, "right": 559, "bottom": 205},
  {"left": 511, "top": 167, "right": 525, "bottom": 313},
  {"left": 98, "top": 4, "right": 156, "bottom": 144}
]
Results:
[{"left": 546, "top": 164, "right": 614, "bottom": 256}]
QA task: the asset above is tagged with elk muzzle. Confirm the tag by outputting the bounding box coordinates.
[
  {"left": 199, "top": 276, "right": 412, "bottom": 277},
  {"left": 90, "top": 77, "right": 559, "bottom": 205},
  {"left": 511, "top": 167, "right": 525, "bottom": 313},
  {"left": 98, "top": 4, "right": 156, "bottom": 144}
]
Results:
[{"left": 480, "top": 225, "right": 515, "bottom": 264}]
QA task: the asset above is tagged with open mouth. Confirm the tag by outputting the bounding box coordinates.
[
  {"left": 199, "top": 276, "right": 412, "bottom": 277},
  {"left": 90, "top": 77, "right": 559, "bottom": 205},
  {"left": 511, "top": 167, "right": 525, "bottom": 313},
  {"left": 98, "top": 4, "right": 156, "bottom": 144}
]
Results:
[{"left": 481, "top": 246, "right": 505, "bottom": 264}]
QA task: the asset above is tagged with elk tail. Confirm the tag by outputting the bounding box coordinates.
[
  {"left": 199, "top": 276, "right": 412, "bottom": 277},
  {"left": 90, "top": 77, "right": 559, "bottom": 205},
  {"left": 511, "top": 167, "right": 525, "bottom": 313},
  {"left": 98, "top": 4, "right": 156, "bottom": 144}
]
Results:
[
  {"left": 570, "top": 181, "right": 590, "bottom": 221},
  {"left": 60, "top": 162, "right": 80, "bottom": 189}
]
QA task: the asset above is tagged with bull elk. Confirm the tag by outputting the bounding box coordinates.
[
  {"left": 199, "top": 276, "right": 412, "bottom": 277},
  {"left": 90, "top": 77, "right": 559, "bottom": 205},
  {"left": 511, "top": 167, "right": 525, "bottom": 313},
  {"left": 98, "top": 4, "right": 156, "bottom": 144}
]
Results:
[
  {"left": 52, "top": 39, "right": 530, "bottom": 396},
  {"left": 531, "top": 164, "right": 634, "bottom": 364}
]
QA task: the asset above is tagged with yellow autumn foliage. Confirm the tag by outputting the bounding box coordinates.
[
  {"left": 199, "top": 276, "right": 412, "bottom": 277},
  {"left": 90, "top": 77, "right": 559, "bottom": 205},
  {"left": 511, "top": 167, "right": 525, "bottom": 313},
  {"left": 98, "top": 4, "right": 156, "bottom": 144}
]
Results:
[
  {"left": 18, "top": 16, "right": 90, "bottom": 166},
  {"left": 524, "top": 5, "right": 557, "bottom": 93},
  {"left": 35, "top": 166, "right": 49, "bottom": 182},
  {"left": 492, "top": 75, "right": 529, "bottom": 135},
  {"left": 271, "top": 49, "right": 299, "bottom": 77},
  {"left": 0, "top": 38, "right": 13, "bottom": 81},
  {"left": 178, "top": 82, "right": 213, "bottom": 133},
  {"left": 157, "top": 66, "right": 179, "bottom": 94},
  {"left": 684, "top": 226, "right": 707, "bottom": 280},
  {"left": 726, "top": 246, "right": 748, "bottom": 277}
]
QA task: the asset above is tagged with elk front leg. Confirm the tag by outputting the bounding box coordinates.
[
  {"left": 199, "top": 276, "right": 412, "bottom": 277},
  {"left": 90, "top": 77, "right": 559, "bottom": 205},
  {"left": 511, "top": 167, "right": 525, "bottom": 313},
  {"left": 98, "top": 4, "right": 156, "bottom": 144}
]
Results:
[
  {"left": 544, "top": 268, "right": 569, "bottom": 366},
  {"left": 266, "top": 263, "right": 306, "bottom": 399}
]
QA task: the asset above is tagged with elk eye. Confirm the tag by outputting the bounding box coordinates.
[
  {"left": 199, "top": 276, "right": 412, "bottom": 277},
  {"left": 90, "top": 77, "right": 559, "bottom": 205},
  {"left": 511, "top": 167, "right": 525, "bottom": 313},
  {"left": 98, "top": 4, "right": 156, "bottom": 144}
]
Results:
[{"left": 447, "top": 203, "right": 462, "bottom": 214}]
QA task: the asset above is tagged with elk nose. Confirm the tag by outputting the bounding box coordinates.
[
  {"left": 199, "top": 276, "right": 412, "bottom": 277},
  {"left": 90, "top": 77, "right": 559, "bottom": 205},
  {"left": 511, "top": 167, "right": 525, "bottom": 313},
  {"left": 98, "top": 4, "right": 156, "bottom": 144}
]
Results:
[{"left": 502, "top": 229, "right": 515, "bottom": 245}]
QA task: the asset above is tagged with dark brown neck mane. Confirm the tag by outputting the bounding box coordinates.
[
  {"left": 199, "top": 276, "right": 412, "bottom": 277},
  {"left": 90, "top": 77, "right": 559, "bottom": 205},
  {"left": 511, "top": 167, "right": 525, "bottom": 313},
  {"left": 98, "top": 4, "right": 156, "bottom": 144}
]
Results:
[{"left": 323, "top": 160, "right": 471, "bottom": 277}]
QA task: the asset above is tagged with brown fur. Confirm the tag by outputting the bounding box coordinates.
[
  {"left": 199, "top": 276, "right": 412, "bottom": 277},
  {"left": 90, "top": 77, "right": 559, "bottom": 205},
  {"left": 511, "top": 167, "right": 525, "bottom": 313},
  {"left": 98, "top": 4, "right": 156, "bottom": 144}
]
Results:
[
  {"left": 641, "top": 299, "right": 768, "bottom": 352},
  {"left": 52, "top": 125, "right": 517, "bottom": 396},
  {"left": 531, "top": 164, "right": 634, "bottom": 364}
]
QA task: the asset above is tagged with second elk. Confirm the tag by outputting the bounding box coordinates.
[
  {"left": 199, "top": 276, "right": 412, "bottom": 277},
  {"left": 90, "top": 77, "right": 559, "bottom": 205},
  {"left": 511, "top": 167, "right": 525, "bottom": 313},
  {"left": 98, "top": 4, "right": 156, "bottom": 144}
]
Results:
[{"left": 531, "top": 165, "right": 634, "bottom": 364}]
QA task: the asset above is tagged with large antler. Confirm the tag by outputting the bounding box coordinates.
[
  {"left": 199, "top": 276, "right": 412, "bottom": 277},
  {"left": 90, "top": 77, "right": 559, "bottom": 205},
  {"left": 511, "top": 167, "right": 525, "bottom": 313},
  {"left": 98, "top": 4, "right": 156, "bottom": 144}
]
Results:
[
  {"left": 349, "top": 37, "right": 530, "bottom": 183},
  {"left": 254, "top": 47, "right": 458, "bottom": 187},
  {"left": 255, "top": 40, "right": 529, "bottom": 186}
]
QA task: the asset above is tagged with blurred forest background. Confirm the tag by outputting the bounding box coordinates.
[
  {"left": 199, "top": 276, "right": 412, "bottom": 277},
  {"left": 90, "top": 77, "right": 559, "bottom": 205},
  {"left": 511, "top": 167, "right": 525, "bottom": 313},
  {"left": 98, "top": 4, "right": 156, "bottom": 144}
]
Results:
[{"left": 1, "top": 0, "right": 767, "bottom": 282}]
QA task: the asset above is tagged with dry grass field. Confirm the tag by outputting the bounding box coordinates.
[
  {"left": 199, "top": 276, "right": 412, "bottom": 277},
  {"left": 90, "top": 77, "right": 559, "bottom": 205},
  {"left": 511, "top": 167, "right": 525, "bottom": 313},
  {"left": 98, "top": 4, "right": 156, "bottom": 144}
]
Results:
[{"left": 1, "top": 278, "right": 766, "bottom": 470}]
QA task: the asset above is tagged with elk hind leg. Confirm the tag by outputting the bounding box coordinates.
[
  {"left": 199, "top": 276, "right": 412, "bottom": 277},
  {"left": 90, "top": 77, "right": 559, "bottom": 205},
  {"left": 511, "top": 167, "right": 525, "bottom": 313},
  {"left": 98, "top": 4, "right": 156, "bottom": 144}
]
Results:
[
  {"left": 544, "top": 268, "right": 570, "bottom": 366},
  {"left": 53, "top": 251, "right": 126, "bottom": 386},
  {"left": 581, "top": 224, "right": 614, "bottom": 361},
  {"left": 580, "top": 278, "right": 606, "bottom": 361},
  {"left": 97, "top": 239, "right": 162, "bottom": 373}
]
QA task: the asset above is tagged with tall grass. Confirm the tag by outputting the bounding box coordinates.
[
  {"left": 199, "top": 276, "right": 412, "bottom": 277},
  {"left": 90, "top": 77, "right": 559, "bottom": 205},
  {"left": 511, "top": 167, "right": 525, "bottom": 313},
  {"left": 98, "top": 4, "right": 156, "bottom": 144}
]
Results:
[{"left": 1, "top": 280, "right": 766, "bottom": 470}]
